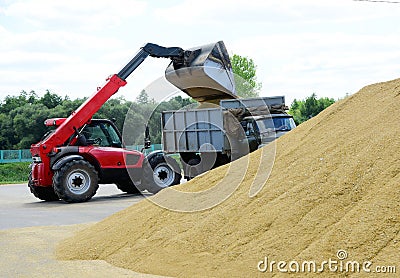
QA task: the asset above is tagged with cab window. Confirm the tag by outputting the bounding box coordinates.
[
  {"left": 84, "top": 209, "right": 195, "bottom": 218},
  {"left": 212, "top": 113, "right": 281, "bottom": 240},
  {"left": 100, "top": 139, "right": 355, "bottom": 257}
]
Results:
[{"left": 81, "top": 122, "right": 122, "bottom": 147}]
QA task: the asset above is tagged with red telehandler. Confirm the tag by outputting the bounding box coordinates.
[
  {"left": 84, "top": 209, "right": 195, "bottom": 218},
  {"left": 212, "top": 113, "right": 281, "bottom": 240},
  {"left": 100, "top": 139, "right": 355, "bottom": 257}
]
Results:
[{"left": 29, "top": 42, "right": 235, "bottom": 203}]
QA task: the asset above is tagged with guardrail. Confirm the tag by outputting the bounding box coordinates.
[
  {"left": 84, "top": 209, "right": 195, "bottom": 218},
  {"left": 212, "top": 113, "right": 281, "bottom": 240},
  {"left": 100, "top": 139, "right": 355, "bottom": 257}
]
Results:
[{"left": 0, "top": 144, "right": 164, "bottom": 163}]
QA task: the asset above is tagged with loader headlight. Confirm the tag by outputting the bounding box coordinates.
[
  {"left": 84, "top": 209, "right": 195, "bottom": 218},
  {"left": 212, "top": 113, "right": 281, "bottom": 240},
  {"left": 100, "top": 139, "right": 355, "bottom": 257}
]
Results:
[{"left": 32, "top": 156, "right": 42, "bottom": 163}]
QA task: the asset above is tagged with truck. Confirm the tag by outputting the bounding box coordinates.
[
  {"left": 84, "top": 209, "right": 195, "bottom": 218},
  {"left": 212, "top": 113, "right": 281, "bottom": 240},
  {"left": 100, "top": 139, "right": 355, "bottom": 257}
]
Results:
[
  {"left": 161, "top": 96, "right": 296, "bottom": 180},
  {"left": 29, "top": 41, "right": 235, "bottom": 203}
]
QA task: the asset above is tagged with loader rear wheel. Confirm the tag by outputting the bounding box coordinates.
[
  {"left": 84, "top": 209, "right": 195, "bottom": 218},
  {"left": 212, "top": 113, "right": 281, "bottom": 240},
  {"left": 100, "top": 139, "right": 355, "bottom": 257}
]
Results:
[
  {"left": 141, "top": 155, "right": 181, "bottom": 194},
  {"left": 115, "top": 180, "right": 140, "bottom": 194},
  {"left": 28, "top": 171, "right": 59, "bottom": 201},
  {"left": 53, "top": 160, "right": 99, "bottom": 203}
]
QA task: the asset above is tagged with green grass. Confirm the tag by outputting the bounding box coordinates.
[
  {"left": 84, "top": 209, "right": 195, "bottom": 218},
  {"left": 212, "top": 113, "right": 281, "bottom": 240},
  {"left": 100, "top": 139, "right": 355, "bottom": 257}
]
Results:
[{"left": 0, "top": 162, "right": 31, "bottom": 184}]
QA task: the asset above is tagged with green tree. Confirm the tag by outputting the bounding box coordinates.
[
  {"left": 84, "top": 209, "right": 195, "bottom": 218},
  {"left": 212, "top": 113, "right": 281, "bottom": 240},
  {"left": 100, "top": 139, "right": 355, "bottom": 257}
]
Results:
[
  {"left": 10, "top": 103, "right": 51, "bottom": 149},
  {"left": 135, "top": 90, "right": 155, "bottom": 105},
  {"left": 0, "top": 113, "right": 14, "bottom": 149},
  {"left": 169, "top": 95, "right": 197, "bottom": 108},
  {"left": 0, "top": 90, "right": 38, "bottom": 114},
  {"left": 40, "top": 90, "right": 62, "bottom": 109},
  {"left": 230, "top": 54, "right": 262, "bottom": 98},
  {"left": 95, "top": 97, "right": 132, "bottom": 132},
  {"left": 289, "top": 93, "right": 335, "bottom": 125}
]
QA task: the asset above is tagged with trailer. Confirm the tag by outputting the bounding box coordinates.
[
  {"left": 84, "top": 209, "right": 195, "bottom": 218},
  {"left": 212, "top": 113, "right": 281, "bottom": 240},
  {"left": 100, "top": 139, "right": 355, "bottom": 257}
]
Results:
[{"left": 161, "top": 96, "right": 296, "bottom": 180}]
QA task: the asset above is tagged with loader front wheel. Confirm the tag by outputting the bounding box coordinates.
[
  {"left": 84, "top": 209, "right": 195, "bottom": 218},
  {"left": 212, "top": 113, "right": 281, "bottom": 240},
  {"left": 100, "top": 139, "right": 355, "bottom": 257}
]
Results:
[
  {"left": 141, "top": 155, "right": 181, "bottom": 194},
  {"left": 53, "top": 160, "right": 99, "bottom": 203}
]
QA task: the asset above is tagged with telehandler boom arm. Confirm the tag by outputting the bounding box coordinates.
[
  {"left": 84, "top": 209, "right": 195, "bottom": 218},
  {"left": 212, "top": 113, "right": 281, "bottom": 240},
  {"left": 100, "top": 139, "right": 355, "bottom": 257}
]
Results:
[{"left": 34, "top": 43, "right": 185, "bottom": 155}]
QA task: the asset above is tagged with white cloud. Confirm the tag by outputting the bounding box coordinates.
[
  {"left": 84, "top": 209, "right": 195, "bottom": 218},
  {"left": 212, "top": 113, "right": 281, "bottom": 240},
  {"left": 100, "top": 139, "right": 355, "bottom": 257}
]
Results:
[
  {"left": 154, "top": 0, "right": 394, "bottom": 25},
  {"left": 228, "top": 31, "right": 400, "bottom": 102},
  {"left": 2, "top": 0, "right": 147, "bottom": 31},
  {"left": 0, "top": 0, "right": 149, "bottom": 100},
  {"left": 0, "top": 29, "right": 123, "bottom": 54},
  {"left": 0, "top": 50, "right": 72, "bottom": 66},
  {"left": 0, "top": 0, "right": 399, "bottom": 105}
]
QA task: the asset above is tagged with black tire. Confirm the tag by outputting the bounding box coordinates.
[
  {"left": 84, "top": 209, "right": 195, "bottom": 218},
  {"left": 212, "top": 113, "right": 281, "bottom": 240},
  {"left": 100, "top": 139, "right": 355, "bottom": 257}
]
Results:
[
  {"left": 53, "top": 160, "right": 99, "bottom": 203},
  {"left": 141, "top": 155, "right": 181, "bottom": 194},
  {"left": 28, "top": 171, "right": 59, "bottom": 201},
  {"left": 115, "top": 180, "right": 140, "bottom": 194}
]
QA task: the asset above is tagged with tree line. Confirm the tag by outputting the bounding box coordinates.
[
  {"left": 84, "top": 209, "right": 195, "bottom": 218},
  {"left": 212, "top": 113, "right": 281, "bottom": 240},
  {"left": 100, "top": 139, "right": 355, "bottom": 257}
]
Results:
[
  {"left": 0, "top": 90, "right": 194, "bottom": 150},
  {"left": 289, "top": 93, "right": 336, "bottom": 125}
]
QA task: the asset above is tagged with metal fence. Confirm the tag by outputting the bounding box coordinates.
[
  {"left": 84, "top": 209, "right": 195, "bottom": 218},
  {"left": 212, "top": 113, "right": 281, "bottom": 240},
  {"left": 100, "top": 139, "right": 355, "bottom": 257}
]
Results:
[
  {"left": 0, "top": 144, "right": 164, "bottom": 163},
  {"left": 0, "top": 149, "right": 32, "bottom": 163}
]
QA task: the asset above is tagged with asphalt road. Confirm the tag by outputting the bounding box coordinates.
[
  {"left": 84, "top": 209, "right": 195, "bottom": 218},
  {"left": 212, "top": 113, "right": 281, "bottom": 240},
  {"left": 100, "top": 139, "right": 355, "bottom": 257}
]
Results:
[
  {"left": 0, "top": 183, "right": 147, "bottom": 230},
  {"left": 0, "top": 184, "right": 166, "bottom": 277}
]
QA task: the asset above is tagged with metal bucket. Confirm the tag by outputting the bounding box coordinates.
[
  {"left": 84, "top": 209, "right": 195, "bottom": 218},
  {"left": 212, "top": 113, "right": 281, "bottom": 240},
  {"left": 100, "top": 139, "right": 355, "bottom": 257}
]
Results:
[{"left": 165, "top": 41, "right": 237, "bottom": 104}]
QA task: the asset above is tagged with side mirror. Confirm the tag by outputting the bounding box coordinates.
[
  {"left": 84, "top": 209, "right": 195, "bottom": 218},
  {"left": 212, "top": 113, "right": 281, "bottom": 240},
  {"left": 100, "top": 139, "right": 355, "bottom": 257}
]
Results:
[{"left": 144, "top": 125, "right": 151, "bottom": 149}]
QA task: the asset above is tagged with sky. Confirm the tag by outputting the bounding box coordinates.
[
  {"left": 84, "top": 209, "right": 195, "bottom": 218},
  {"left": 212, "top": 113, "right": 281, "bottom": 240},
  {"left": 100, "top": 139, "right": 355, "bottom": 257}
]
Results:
[{"left": 0, "top": 0, "right": 399, "bottom": 105}]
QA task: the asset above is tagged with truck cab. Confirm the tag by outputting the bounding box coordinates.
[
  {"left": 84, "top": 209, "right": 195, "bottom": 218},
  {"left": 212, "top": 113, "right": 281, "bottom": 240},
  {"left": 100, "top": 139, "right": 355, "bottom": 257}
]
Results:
[{"left": 241, "top": 114, "right": 296, "bottom": 152}]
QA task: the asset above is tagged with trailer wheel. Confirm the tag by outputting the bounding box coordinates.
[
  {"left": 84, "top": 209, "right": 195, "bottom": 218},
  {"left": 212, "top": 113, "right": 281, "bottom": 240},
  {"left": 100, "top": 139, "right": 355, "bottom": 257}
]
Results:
[
  {"left": 142, "top": 155, "right": 181, "bottom": 194},
  {"left": 53, "top": 160, "right": 99, "bottom": 203},
  {"left": 115, "top": 180, "right": 140, "bottom": 194},
  {"left": 186, "top": 157, "right": 201, "bottom": 181},
  {"left": 28, "top": 171, "right": 59, "bottom": 201}
]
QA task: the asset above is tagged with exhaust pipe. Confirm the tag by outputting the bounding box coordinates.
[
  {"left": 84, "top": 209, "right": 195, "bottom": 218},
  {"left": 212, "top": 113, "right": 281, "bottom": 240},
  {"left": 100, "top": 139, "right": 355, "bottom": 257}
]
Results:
[{"left": 165, "top": 41, "right": 237, "bottom": 104}]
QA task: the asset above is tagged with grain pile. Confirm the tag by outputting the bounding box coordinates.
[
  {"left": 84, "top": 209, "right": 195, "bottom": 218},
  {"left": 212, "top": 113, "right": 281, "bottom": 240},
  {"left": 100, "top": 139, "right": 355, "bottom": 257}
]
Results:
[{"left": 57, "top": 78, "right": 400, "bottom": 277}]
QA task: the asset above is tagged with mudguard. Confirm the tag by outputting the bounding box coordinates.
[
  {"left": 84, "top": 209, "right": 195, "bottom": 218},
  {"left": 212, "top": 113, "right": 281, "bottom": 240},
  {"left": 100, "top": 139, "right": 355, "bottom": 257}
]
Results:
[
  {"left": 145, "top": 150, "right": 165, "bottom": 164},
  {"left": 52, "top": 155, "right": 84, "bottom": 171}
]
